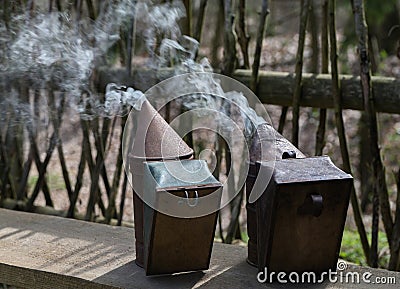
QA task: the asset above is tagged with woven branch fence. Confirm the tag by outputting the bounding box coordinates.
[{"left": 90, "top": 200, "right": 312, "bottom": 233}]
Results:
[{"left": 0, "top": 0, "right": 399, "bottom": 270}]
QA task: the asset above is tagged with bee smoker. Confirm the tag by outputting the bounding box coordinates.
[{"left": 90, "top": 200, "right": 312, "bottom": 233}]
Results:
[
  {"left": 246, "top": 123, "right": 352, "bottom": 276},
  {"left": 127, "top": 100, "right": 194, "bottom": 267},
  {"left": 142, "top": 159, "right": 222, "bottom": 275}
]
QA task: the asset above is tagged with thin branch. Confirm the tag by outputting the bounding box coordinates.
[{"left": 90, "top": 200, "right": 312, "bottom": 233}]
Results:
[
  {"left": 127, "top": 10, "right": 136, "bottom": 76},
  {"left": 389, "top": 169, "right": 400, "bottom": 270},
  {"left": 235, "top": 0, "right": 250, "bottom": 69},
  {"left": 218, "top": 212, "right": 225, "bottom": 243},
  {"left": 28, "top": 136, "right": 53, "bottom": 206},
  {"left": 309, "top": 0, "right": 319, "bottom": 73},
  {"left": 225, "top": 188, "right": 244, "bottom": 243},
  {"left": 55, "top": 0, "right": 62, "bottom": 11},
  {"left": 117, "top": 174, "right": 128, "bottom": 226},
  {"left": 330, "top": 0, "right": 370, "bottom": 264},
  {"left": 315, "top": 0, "right": 329, "bottom": 156},
  {"left": 250, "top": 0, "right": 269, "bottom": 92},
  {"left": 2, "top": 130, "right": 19, "bottom": 201},
  {"left": 211, "top": 0, "right": 224, "bottom": 68},
  {"left": 222, "top": 0, "right": 237, "bottom": 76},
  {"left": 67, "top": 136, "right": 87, "bottom": 218},
  {"left": 53, "top": 93, "right": 73, "bottom": 205},
  {"left": 84, "top": 119, "right": 107, "bottom": 221},
  {"left": 98, "top": 119, "right": 112, "bottom": 198},
  {"left": 182, "top": 0, "right": 192, "bottom": 36},
  {"left": 26, "top": 90, "right": 65, "bottom": 211},
  {"left": 105, "top": 117, "right": 127, "bottom": 223},
  {"left": 194, "top": 0, "right": 208, "bottom": 42},
  {"left": 75, "top": 0, "right": 83, "bottom": 22},
  {"left": 0, "top": 133, "right": 10, "bottom": 207},
  {"left": 291, "top": 0, "right": 311, "bottom": 147},
  {"left": 277, "top": 107, "right": 288, "bottom": 134},
  {"left": 16, "top": 148, "right": 33, "bottom": 200},
  {"left": 3, "top": 0, "right": 10, "bottom": 30},
  {"left": 85, "top": 0, "right": 96, "bottom": 20},
  {"left": 351, "top": 0, "right": 393, "bottom": 267}
]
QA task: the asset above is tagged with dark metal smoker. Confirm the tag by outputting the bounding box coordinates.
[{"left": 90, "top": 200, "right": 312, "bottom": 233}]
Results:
[
  {"left": 128, "top": 100, "right": 194, "bottom": 267},
  {"left": 143, "top": 159, "right": 222, "bottom": 275},
  {"left": 246, "top": 123, "right": 352, "bottom": 275},
  {"left": 127, "top": 100, "right": 222, "bottom": 276}
]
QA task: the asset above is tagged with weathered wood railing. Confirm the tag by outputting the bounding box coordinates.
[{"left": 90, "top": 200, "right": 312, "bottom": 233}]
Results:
[
  {"left": 96, "top": 68, "right": 400, "bottom": 114},
  {"left": 1, "top": 208, "right": 399, "bottom": 289}
]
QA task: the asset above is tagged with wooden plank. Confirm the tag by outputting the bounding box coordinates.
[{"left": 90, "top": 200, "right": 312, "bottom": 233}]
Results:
[
  {"left": 0, "top": 209, "right": 259, "bottom": 289},
  {"left": 0, "top": 208, "right": 399, "bottom": 288},
  {"left": 96, "top": 68, "right": 400, "bottom": 114}
]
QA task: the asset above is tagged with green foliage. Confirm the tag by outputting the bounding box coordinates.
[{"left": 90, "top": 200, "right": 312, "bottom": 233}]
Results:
[
  {"left": 27, "top": 175, "right": 39, "bottom": 191},
  {"left": 235, "top": 229, "right": 391, "bottom": 267},
  {"left": 340, "top": 229, "right": 390, "bottom": 268},
  {"left": 338, "top": 0, "right": 397, "bottom": 27},
  {"left": 340, "top": 229, "right": 368, "bottom": 266},
  {"left": 241, "top": 230, "right": 249, "bottom": 243},
  {"left": 365, "top": 0, "right": 398, "bottom": 27},
  {"left": 28, "top": 174, "right": 66, "bottom": 192},
  {"left": 47, "top": 174, "right": 66, "bottom": 191},
  {"left": 340, "top": 0, "right": 400, "bottom": 56}
]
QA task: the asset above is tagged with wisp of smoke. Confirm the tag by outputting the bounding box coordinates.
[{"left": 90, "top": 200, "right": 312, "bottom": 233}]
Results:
[
  {"left": 136, "top": 0, "right": 186, "bottom": 61},
  {"left": 8, "top": 13, "right": 93, "bottom": 97},
  {"left": 103, "top": 83, "right": 145, "bottom": 117},
  {"left": 0, "top": 0, "right": 268, "bottom": 139},
  {"left": 0, "top": 0, "right": 138, "bottom": 121}
]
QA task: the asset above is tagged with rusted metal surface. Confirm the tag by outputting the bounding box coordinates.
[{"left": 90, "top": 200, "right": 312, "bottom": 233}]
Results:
[
  {"left": 246, "top": 123, "right": 305, "bottom": 266},
  {"left": 128, "top": 100, "right": 194, "bottom": 267},
  {"left": 143, "top": 160, "right": 222, "bottom": 275},
  {"left": 130, "top": 100, "right": 193, "bottom": 160},
  {"left": 249, "top": 123, "right": 305, "bottom": 162},
  {"left": 246, "top": 123, "right": 353, "bottom": 275},
  {"left": 256, "top": 157, "right": 352, "bottom": 274}
]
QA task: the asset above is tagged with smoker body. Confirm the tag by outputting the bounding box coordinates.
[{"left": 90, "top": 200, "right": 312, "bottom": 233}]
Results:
[
  {"left": 246, "top": 123, "right": 352, "bottom": 275},
  {"left": 127, "top": 100, "right": 194, "bottom": 267},
  {"left": 246, "top": 123, "right": 305, "bottom": 266},
  {"left": 255, "top": 157, "right": 352, "bottom": 274},
  {"left": 143, "top": 160, "right": 222, "bottom": 275}
]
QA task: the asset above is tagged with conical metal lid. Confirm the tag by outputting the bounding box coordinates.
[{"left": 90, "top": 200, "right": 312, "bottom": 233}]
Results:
[
  {"left": 130, "top": 100, "right": 193, "bottom": 160},
  {"left": 250, "top": 123, "right": 304, "bottom": 162}
]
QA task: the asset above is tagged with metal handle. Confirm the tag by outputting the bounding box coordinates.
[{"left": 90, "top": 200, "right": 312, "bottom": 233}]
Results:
[
  {"left": 297, "top": 194, "right": 323, "bottom": 217},
  {"left": 282, "top": 150, "right": 297, "bottom": 159},
  {"left": 185, "top": 190, "right": 199, "bottom": 207}
]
